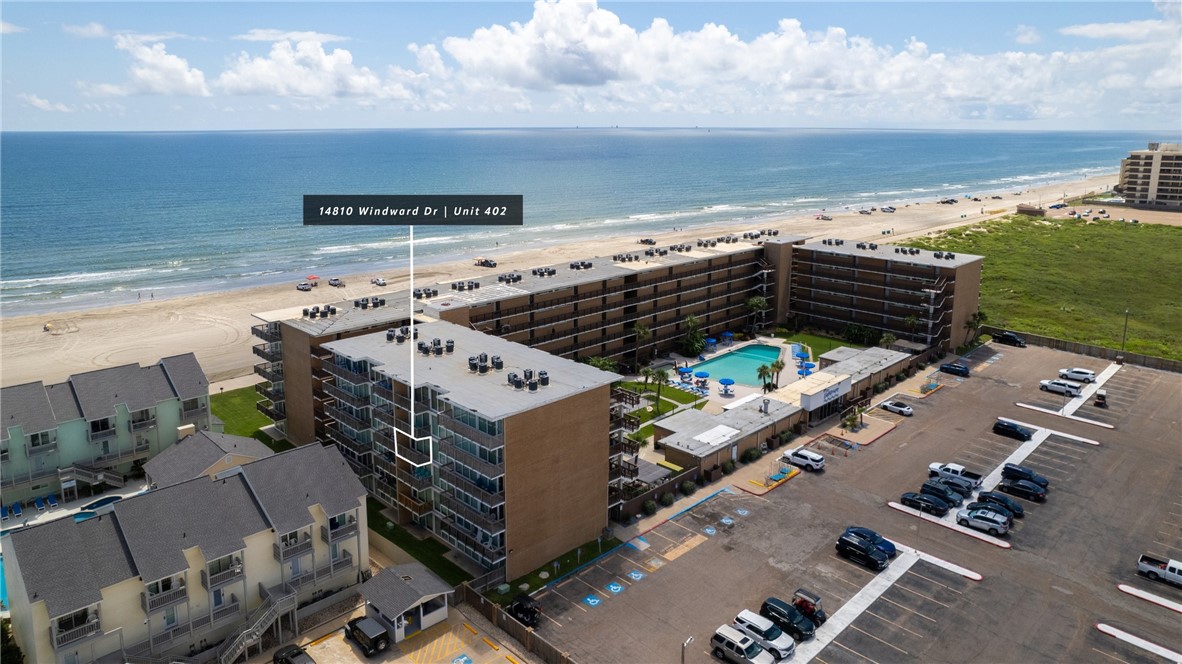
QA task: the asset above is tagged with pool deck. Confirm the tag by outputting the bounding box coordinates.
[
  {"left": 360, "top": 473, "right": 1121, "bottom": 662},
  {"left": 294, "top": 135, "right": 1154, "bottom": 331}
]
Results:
[
  {"left": 661, "top": 336, "right": 812, "bottom": 410},
  {"left": 0, "top": 481, "right": 151, "bottom": 552}
]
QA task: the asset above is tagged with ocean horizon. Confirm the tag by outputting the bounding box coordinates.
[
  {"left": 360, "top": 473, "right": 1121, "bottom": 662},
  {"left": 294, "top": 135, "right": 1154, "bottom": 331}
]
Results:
[{"left": 0, "top": 128, "right": 1160, "bottom": 317}]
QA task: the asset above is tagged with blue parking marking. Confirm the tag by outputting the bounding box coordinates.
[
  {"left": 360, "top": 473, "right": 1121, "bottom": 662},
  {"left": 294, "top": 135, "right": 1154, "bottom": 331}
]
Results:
[
  {"left": 704, "top": 526, "right": 717, "bottom": 536},
  {"left": 627, "top": 569, "right": 646, "bottom": 581},
  {"left": 453, "top": 656, "right": 473, "bottom": 664},
  {"left": 720, "top": 516, "right": 734, "bottom": 526},
  {"left": 583, "top": 595, "right": 602, "bottom": 607},
  {"left": 606, "top": 582, "right": 624, "bottom": 594},
  {"left": 736, "top": 508, "right": 749, "bottom": 517}
]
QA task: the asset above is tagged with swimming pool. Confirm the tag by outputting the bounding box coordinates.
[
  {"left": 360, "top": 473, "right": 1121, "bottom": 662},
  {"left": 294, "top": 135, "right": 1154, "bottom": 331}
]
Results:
[
  {"left": 692, "top": 344, "right": 784, "bottom": 387},
  {"left": 81, "top": 496, "right": 122, "bottom": 512},
  {"left": 1, "top": 554, "right": 7, "bottom": 611},
  {"left": 74, "top": 511, "right": 99, "bottom": 523}
]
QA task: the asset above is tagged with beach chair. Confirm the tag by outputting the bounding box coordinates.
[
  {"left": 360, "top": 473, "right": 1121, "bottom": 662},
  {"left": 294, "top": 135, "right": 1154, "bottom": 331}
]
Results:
[
  {"left": 12, "top": 502, "right": 23, "bottom": 519},
  {"left": 34, "top": 496, "right": 46, "bottom": 512},
  {"left": 1, "top": 504, "right": 7, "bottom": 521},
  {"left": 46, "top": 494, "right": 59, "bottom": 509}
]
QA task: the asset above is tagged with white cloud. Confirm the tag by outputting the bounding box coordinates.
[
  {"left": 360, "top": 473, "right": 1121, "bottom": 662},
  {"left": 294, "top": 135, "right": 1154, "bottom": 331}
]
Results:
[
  {"left": 233, "top": 29, "right": 349, "bottom": 43},
  {"left": 18, "top": 93, "right": 73, "bottom": 112},
  {"left": 1059, "top": 19, "right": 1177, "bottom": 41},
  {"left": 1013, "top": 24, "right": 1040, "bottom": 45},
  {"left": 63, "top": 22, "right": 108, "bottom": 38},
  {"left": 2, "top": 21, "right": 28, "bottom": 34},
  {"left": 82, "top": 35, "right": 210, "bottom": 96},
  {"left": 217, "top": 40, "right": 382, "bottom": 97}
]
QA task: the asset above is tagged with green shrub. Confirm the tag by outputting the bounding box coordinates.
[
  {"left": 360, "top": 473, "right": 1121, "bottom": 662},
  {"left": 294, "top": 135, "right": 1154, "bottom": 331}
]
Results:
[
  {"left": 721, "top": 460, "right": 736, "bottom": 475},
  {"left": 740, "top": 447, "right": 763, "bottom": 464},
  {"left": 679, "top": 480, "right": 697, "bottom": 496},
  {"left": 896, "top": 371, "right": 908, "bottom": 382},
  {"left": 642, "top": 499, "right": 658, "bottom": 516},
  {"left": 659, "top": 492, "right": 676, "bottom": 507}
]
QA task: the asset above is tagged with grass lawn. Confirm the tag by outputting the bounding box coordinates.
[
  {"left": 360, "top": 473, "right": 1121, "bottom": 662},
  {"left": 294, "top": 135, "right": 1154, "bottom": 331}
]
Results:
[
  {"left": 774, "top": 332, "right": 864, "bottom": 355},
  {"left": 210, "top": 386, "right": 294, "bottom": 452},
  {"left": 908, "top": 215, "right": 1182, "bottom": 361},
  {"left": 618, "top": 380, "right": 701, "bottom": 405},
  {"left": 489, "top": 536, "right": 622, "bottom": 605},
  {"left": 366, "top": 497, "right": 473, "bottom": 586}
]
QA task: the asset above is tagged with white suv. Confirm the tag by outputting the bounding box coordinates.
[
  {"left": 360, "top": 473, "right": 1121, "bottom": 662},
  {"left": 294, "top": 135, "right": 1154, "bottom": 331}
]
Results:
[
  {"left": 734, "top": 610, "right": 795, "bottom": 661},
  {"left": 1040, "top": 379, "right": 1083, "bottom": 396},
  {"left": 956, "top": 508, "right": 1010, "bottom": 536},
  {"left": 711, "top": 625, "right": 776, "bottom": 664},
  {"left": 1058, "top": 368, "right": 1096, "bottom": 383},
  {"left": 783, "top": 447, "right": 825, "bottom": 471}
]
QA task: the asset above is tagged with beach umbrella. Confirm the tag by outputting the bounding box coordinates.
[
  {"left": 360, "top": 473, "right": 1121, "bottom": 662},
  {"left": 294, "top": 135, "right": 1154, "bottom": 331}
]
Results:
[
  {"left": 721, "top": 331, "right": 734, "bottom": 338},
  {"left": 695, "top": 371, "right": 710, "bottom": 379},
  {"left": 307, "top": 274, "right": 320, "bottom": 280},
  {"left": 794, "top": 351, "right": 810, "bottom": 359},
  {"left": 706, "top": 338, "right": 717, "bottom": 344},
  {"left": 719, "top": 377, "right": 735, "bottom": 386},
  {"left": 678, "top": 366, "right": 693, "bottom": 374},
  {"left": 797, "top": 369, "right": 810, "bottom": 376},
  {"left": 803, "top": 362, "right": 816, "bottom": 369}
]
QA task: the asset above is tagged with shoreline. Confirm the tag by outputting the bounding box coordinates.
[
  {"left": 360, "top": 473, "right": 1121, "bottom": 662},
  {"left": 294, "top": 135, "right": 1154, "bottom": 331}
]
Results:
[{"left": 3, "top": 172, "right": 1173, "bottom": 388}]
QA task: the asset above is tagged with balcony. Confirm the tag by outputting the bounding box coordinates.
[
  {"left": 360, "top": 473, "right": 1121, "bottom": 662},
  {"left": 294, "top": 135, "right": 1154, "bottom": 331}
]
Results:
[
  {"left": 396, "top": 493, "right": 433, "bottom": 518},
  {"left": 439, "top": 493, "right": 505, "bottom": 535},
  {"left": 437, "top": 463, "right": 505, "bottom": 507},
  {"left": 202, "top": 564, "right": 244, "bottom": 591},
  {"left": 130, "top": 417, "right": 157, "bottom": 431},
  {"left": 611, "top": 387, "right": 643, "bottom": 408},
  {"left": 141, "top": 584, "right": 188, "bottom": 614},
  {"left": 324, "top": 382, "right": 370, "bottom": 408},
  {"left": 253, "top": 343, "right": 282, "bottom": 363},
  {"left": 610, "top": 457, "right": 640, "bottom": 482},
  {"left": 610, "top": 413, "right": 641, "bottom": 432},
  {"left": 88, "top": 428, "right": 117, "bottom": 443},
  {"left": 323, "top": 362, "right": 370, "bottom": 386},
  {"left": 438, "top": 518, "right": 506, "bottom": 564},
  {"left": 181, "top": 405, "right": 207, "bottom": 420},
  {"left": 438, "top": 436, "right": 504, "bottom": 479},
  {"left": 273, "top": 537, "right": 313, "bottom": 562},
  {"left": 53, "top": 619, "right": 101, "bottom": 649},
  {"left": 28, "top": 441, "right": 59, "bottom": 456},
  {"left": 372, "top": 382, "right": 394, "bottom": 402},
  {"left": 93, "top": 441, "right": 151, "bottom": 467},
  {"left": 610, "top": 435, "right": 640, "bottom": 457},
  {"left": 396, "top": 465, "right": 434, "bottom": 490},
  {"left": 256, "top": 382, "right": 285, "bottom": 402},
  {"left": 256, "top": 401, "right": 285, "bottom": 422},
  {"left": 324, "top": 404, "right": 371, "bottom": 433},
  {"left": 251, "top": 323, "right": 281, "bottom": 342},
  {"left": 437, "top": 412, "right": 504, "bottom": 450},
  {"left": 193, "top": 598, "right": 242, "bottom": 631},
  {"left": 342, "top": 454, "right": 372, "bottom": 478},
  {"left": 321, "top": 520, "right": 360, "bottom": 544},
  {"left": 325, "top": 425, "right": 372, "bottom": 456}
]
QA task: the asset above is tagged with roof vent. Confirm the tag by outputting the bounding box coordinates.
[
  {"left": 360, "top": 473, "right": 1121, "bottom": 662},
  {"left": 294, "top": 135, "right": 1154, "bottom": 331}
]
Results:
[
  {"left": 946, "top": 252, "right": 956, "bottom": 259},
  {"left": 528, "top": 379, "right": 539, "bottom": 392},
  {"left": 386, "top": 329, "right": 395, "bottom": 342},
  {"left": 445, "top": 339, "right": 455, "bottom": 353},
  {"left": 491, "top": 355, "right": 504, "bottom": 370},
  {"left": 523, "top": 368, "right": 533, "bottom": 381},
  {"left": 468, "top": 356, "right": 479, "bottom": 372},
  {"left": 539, "top": 370, "right": 550, "bottom": 387}
]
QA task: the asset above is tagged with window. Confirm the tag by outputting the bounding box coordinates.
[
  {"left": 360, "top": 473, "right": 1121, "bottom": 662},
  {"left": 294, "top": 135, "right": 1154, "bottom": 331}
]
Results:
[
  {"left": 131, "top": 408, "right": 154, "bottom": 424},
  {"left": 89, "top": 418, "right": 113, "bottom": 434},
  {"left": 147, "top": 577, "right": 174, "bottom": 595},
  {"left": 163, "top": 607, "right": 177, "bottom": 627},
  {"left": 28, "top": 430, "right": 56, "bottom": 448},
  {"left": 182, "top": 398, "right": 200, "bottom": 413},
  {"left": 331, "top": 542, "right": 340, "bottom": 561},
  {"left": 208, "top": 554, "right": 238, "bottom": 576},
  {"left": 57, "top": 607, "right": 92, "bottom": 631},
  {"left": 280, "top": 530, "right": 301, "bottom": 547}
]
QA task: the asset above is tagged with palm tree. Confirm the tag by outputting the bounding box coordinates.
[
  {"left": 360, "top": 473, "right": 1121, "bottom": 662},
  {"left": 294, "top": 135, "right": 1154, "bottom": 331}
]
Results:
[
  {"left": 652, "top": 367, "right": 670, "bottom": 408},
  {"left": 879, "top": 332, "right": 898, "bottom": 349},
  {"left": 756, "top": 363, "right": 773, "bottom": 393},
  {"left": 587, "top": 356, "right": 617, "bottom": 373},
  {"left": 964, "top": 310, "right": 988, "bottom": 345},
  {"left": 770, "top": 358, "right": 786, "bottom": 388},
  {"left": 680, "top": 315, "right": 706, "bottom": 357},
  {"left": 746, "top": 296, "right": 768, "bottom": 334},
  {"left": 633, "top": 322, "right": 652, "bottom": 370},
  {"left": 904, "top": 314, "right": 920, "bottom": 341},
  {"left": 640, "top": 367, "right": 655, "bottom": 392}
]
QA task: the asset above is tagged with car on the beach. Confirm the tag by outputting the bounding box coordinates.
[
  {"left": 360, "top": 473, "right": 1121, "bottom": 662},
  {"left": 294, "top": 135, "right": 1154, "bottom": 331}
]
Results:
[
  {"left": 858, "top": 209, "right": 872, "bottom": 215},
  {"left": 328, "top": 278, "right": 343, "bottom": 287},
  {"left": 879, "top": 400, "right": 913, "bottom": 416},
  {"left": 296, "top": 282, "right": 313, "bottom": 291},
  {"left": 881, "top": 206, "right": 896, "bottom": 213},
  {"left": 1049, "top": 203, "right": 1067, "bottom": 209},
  {"left": 815, "top": 214, "right": 832, "bottom": 221},
  {"left": 371, "top": 277, "right": 386, "bottom": 286}
]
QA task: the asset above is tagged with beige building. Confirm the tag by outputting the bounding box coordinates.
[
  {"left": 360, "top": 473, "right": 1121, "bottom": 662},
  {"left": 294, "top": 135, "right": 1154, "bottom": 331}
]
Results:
[
  {"left": 1117, "top": 142, "right": 1182, "bottom": 210},
  {"left": 2, "top": 443, "right": 368, "bottom": 664}
]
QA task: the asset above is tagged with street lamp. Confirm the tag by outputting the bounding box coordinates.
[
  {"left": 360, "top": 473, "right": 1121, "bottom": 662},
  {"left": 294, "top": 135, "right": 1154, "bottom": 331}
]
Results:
[
  {"left": 1121, "top": 309, "right": 1130, "bottom": 353},
  {"left": 682, "top": 636, "right": 694, "bottom": 664}
]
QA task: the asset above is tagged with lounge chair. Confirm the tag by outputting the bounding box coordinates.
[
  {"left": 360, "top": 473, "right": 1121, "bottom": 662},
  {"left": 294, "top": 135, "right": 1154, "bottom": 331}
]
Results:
[
  {"left": 46, "top": 494, "right": 59, "bottom": 509},
  {"left": 1, "top": 504, "right": 8, "bottom": 521},
  {"left": 12, "top": 502, "right": 23, "bottom": 519},
  {"left": 34, "top": 496, "right": 46, "bottom": 512}
]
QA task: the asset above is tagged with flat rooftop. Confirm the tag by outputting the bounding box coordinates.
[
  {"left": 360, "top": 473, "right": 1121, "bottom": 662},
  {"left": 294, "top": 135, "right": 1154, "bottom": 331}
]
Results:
[
  {"left": 322, "top": 320, "right": 621, "bottom": 421},
  {"left": 797, "top": 240, "right": 983, "bottom": 268},
  {"left": 659, "top": 397, "right": 800, "bottom": 458},
  {"left": 824, "top": 347, "right": 910, "bottom": 383},
  {"left": 254, "top": 298, "right": 413, "bottom": 336}
]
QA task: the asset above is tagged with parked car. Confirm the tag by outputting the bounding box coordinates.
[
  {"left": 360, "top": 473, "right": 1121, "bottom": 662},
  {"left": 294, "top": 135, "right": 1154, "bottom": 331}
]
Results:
[
  {"left": 1040, "top": 379, "right": 1083, "bottom": 397},
  {"left": 835, "top": 533, "right": 890, "bottom": 571},
  {"left": 993, "top": 419, "right": 1035, "bottom": 441},
  {"left": 1002, "top": 463, "right": 1049, "bottom": 489},
  {"left": 977, "top": 491, "right": 1025, "bottom": 518},
  {"left": 507, "top": 594, "right": 541, "bottom": 627},
  {"left": 344, "top": 617, "right": 390, "bottom": 658},
  {"left": 296, "top": 282, "right": 313, "bottom": 291},
  {"left": 1137, "top": 554, "right": 1182, "bottom": 587},
  {"left": 920, "top": 480, "right": 963, "bottom": 506},
  {"left": 880, "top": 400, "right": 913, "bottom": 416},
  {"left": 273, "top": 645, "right": 316, "bottom": 664},
  {"left": 328, "top": 277, "right": 343, "bottom": 287},
  {"left": 843, "top": 526, "right": 897, "bottom": 558},
  {"left": 931, "top": 475, "right": 975, "bottom": 499},
  {"left": 928, "top": 463, "right": 983, "bottom": 488},
  {"left": 939, "top": 362, "right": 971, "bottom": 377},
  {"left": 733, "top": 610, "right": 796, "bottom": 661},
  {"left": 711, "top": 624, "right": 777, "bottom": 664},
  {"left": 900, "top": 491, "right": 951, "bottom": 517},
  {"left": 997, "top": 478, "right": 1047, "bottom": 502},
  {"left": 881, "top": 206, "right": 897, "bottom": 213},
  {"left": 1059, "top": 367, "right": 1097, "bottom": 383},
  {"left": 783, "top": 447, "right": 825, "bottom": 471},
  {"left": 966, "top": 501, "right": 1014, "bottom": 525},
  {"left": 759, "top": 597, "right": 817, "bottom": 641},
  {"left": 956, "top": 508, "right": 1010, "bottom": 536},
  {"left": 371, "top": 277, "right": 387, "bottom": 286},
  {"left": 993, "top": 331, "right": 1027, "bottom": 347}
]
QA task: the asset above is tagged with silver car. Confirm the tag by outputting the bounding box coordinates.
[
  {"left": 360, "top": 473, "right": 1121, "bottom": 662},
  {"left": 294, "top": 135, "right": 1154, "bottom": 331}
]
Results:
[
  {"left": 880, "top": 400, "right": 913, "bottom": 416},
  {"left": 956, "top": 508, "right": 1010, "bottom": 536}
]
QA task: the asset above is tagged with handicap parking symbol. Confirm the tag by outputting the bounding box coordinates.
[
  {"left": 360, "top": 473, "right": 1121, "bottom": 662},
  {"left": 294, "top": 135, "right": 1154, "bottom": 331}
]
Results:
[
  {"left": 736, "top": 508, "right": 749, "bottom": 517},
  {"left": 453, "top": 656, "right": 473, "bottom": 664},
  {"left": 583, "top": 595, "right": 602, "bottom": 607},
  {"left": 606, "top": 582, "right": 624, "bottom": 594},
  {"left": 627, "top": 569, "right": 646, "bottom": 581},
  {"left": 704, "top": 526, "right": 717, "bottom": 536},
  {"left": 720, "top": 516, "right": 735, "bottom": 526}
]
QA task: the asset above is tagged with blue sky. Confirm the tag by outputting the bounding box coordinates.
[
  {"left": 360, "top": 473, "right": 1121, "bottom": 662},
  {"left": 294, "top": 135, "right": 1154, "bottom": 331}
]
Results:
[{"left": 2, "top": 1, "right": 1179, "bottom": 131}]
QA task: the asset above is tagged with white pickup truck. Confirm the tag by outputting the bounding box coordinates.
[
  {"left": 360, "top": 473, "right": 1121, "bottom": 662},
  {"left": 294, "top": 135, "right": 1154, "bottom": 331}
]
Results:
[
  {"left": 928, "top": 463, "right": 984, "bottom": 489},
  {"left": 1138, "top": 554, "right": 1182, "bottom": 586}
]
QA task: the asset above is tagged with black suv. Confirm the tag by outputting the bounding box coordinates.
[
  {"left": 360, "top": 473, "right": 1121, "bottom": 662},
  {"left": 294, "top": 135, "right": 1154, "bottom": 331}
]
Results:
[
  {"left": 760, "top": 597, "right": 817, "bottom": 641},
  {"left": 939, "top": 362, "right": 971, "bottom": 377},
  {"left": 344, "top": 617, "right": 389, "bottom": 658},
  {"left": 993, "top": 419, "right": 1034, "bottom": 441},
  {"left": 1002, "top": 463, "right": 1049, "bottom": 488},
  {"left": 993, "top": 331, "right": 1027, "bottom": 347},
  {"left": 920, "top": 480, "right": 963, "bottom": 506},
  {"left": 835, "top": 533, "right": 889, "bottom": 571},
  {"left": 977, "top": 491, "right": 1025, "bottom": 518}
]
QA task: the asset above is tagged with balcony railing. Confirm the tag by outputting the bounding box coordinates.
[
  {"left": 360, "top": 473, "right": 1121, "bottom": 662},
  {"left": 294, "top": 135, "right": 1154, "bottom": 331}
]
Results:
[
  {"left": 396, "top": 493, "right": 433, "bottom": 518},
  {"left": 438, "top": 493, "right": 505, "bottom": 535},
  {"left": 324, "top": 425, "right": 372, "bottom": 456},
  {"left": 372, "top": 382, "right": 394, "bottom": 402},
  {"left": 321, "top": 520, "right": 359, "bottom": 544},
  {"left": 0, "top": 446, "right": 8, "bottom": 463},
  {"left": 342, "top": 454, "right": 373, "bottom": 478},
  {"left": 323, "top": 362, "right": 370, "bottom": 386},
  {"left": 438, "top": 518, "right": 506, "bottom": 563},
  {"left": 256, "top": 382, "right": 285, "bottom": 402},
  {"left": 54, "top": 619, "right": 101, "bottom": 649},
  {"left": 324, "top": 404, "right": 371, "bottom": 433},
  {"left": 437, "top": 463, "right": 505, "bottom": 507},
  {"left": 251, "top": 323, "right": 281, "bottom": 342},
  {"left": 610, "top": 435, "right": 640, "bottom": 457},
  {"left": 610, "top": 413, "right": 641, "bottom": 432},
  {"left": 437, "top": 412, "right": 504, "bottom": 450},
  {"left": 28, "top": 441, "right": 59, "bottom": 456},
  {"left": 611, "top": 387, "right": 643, "bottom": 407},
  {"left": 395, "top": 465, "right": 434, "bottom": 490},
  {"left": 201, "top": 565, "right": 244, "bottom": 591},
  {"left": 130, "top": 417, "right": 157, "bottom": 431},
  {"left": 610, "top": 457, "right": 640, "bottom": 481},
  {"left": 142, "top": 585, "right": 189, "bottom": 614},
  {"left": 438, "top": 436, "right": 504, "bottom": 479},
  {"left": 324, "top": 382, "right": 370, "bottom": 408},
  {"left": 253, "top": 343, "right": 282, "bottom": 363},
  {"left": 255, "top": 362, "right": 284, "bottom": 382},
  {"left": 93, "top": 441, "right": 151, "bottom": 467},
  {"left": 88, "top": 428, "right": 117, "bottom": 443},
  {"left": 256, "top": 401, "right": 285, "bottom": 422},
  {"left": 273, "top": 537, "right": 313, "bottom": 562}
]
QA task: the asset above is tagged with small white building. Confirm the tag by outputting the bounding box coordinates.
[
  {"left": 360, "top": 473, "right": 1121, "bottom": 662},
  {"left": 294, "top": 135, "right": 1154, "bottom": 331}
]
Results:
[{"left": 359, "top": 564, "right": 454, "bottom": 643}]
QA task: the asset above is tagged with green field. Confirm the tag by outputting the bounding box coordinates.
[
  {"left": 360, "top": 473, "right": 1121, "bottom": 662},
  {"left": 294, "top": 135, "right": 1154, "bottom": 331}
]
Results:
[
  {"left": 908, "top": 215, "right": 1182, "bottom": 360},
  {"left": 210, "top": 386, "right": 294, "bottom": 452},
  {"left": 366, "top": 497, "right": 473, "bottom": 586}
]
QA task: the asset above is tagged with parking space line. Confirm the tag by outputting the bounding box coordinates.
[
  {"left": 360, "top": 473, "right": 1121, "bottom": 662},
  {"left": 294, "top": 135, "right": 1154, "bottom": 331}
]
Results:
[
  {"left": 644, "top": 528, "right": 678, "bottom": 544},
  {"left": 1096, "top": 623, "right": 1182, "bottom": 662},
  {"left": 892, "top": 583, "right": 951, "bottom": 608},
  {"left": 596, "top": 564, "right": 631, "bottom": 585},
  {"left": 615, "top": 552, "right": 659, "bottom": 572},
  {"left": 878, "top": 595, "right": 937, "bottom": 623},
  {"left": 865, "top": 610, "right": 926, "bottom": 639},
  {"left": 906, "top": 571, "right": 964, "bottom": 594},
  {"left": 849, "top": 624, "right": 909, "bottom": 656},
  {"left": 1091, "top": 647, "right": 1132, "bottom": 664},
  {"left": 1117, "top": 584, "right": 1182, "bottom": 614},
  {"left": 831, "top": 639, "right": 883, "bottom": 664},
  {"left": 887, "top": 502, "right": 1011, "bottom": 549}
]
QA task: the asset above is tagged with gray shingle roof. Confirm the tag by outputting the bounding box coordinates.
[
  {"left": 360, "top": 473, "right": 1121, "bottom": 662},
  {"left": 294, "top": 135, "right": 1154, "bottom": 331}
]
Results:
[
  {"left": 44, "top": 381, "right": 83, "bottom": 422},
  {"left": 78, "top": 514, "right": 138, "bottom": 593},
  {"left": 5, "top": 514, "right": 128, "bottom": 618},
  {"left": 360, "top": 564, "right": 454, "bottom": 619},
  {"left": 241, "top": 443, "right": 367, "bottom": 535},
  {"left": 159, "top": 353, "right": 209, "bottom": 401},
  {"left": 68, "top": 364, "right": 163, "bottom": 421},
  {"left": 0, "top": 382, "right": 58, "bottom": 441},
  {"left": 144, "top": 431, "right": 274, "bottom": 488}
]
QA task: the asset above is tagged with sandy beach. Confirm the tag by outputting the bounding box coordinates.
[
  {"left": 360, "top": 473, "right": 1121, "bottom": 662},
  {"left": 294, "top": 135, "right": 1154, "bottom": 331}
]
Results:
[{"left": 4, "top": 172, "right": 1174, "bottom": 387}]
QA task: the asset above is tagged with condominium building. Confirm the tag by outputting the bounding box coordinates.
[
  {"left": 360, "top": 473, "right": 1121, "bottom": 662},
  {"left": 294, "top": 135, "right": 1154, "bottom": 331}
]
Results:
[
  {"left": 320, "top": 320, "right": 622, "bottom": 579},
  {"left": 790, "top": 240, "right": 983, "bottom": 353},
  {"left": 1, "top": 443, "right": 368, "bottom": 664},
  {"left": 1, "top": 353, "right": 210, "bottom": 507},
  {"left": 1117, "top": 142, "right": 1182, "bottom": 209}
]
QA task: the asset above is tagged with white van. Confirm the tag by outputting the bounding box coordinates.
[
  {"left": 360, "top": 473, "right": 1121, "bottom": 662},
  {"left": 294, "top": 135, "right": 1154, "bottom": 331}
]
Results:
[
  {"left": 710, "top": 625, "right": 777, "bottom": 664},
  {"left": 1040, "top": 379, "right": 1083, "bottom": 396},
  {"left": 734, "top": 610, "right": 796, "bottom": 661}
]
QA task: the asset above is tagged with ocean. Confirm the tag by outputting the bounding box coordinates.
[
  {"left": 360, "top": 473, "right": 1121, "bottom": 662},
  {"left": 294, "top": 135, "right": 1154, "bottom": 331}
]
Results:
[{"left": 0, "top": 128, "right": 1160, "bottom": 317}]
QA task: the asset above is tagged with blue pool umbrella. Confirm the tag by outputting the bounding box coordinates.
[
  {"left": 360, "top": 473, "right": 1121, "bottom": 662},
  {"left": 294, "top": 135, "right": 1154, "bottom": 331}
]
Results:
[
  {"left": 803, "top": 362, "right": 816, "bottom": 369},
  {"left": 695, "top": 371, "right": 710, "bottom": 378},
  {"left": 706, "top": 338, "right": 717, "bottom": 344},
  {"left": 794, "top": 351, "right": 810, "bottom": 359},
  {"left": 797, "top": 369, "right": 809, "bottom": 376},
  {"left": 721, "top": 331, "right": 734, "bottom": 338},
  {"left": 678, "top": 366, "right": 693, "bottom": 374},
  {"left": 719, "top": 377, "right": 735, "bottom": 386}
]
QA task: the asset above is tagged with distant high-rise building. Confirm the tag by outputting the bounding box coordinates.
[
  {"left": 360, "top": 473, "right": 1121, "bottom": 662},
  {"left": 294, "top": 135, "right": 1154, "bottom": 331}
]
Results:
[{"left": 1117, "top": 142, "right": 1182, "bottom": 210}]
